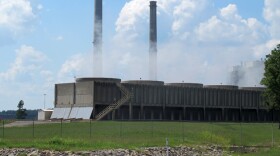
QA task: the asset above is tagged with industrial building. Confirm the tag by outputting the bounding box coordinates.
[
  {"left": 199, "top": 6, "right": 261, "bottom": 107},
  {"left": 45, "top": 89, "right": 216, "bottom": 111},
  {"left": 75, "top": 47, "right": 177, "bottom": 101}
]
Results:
[
  {"left": 38, "top": 109, "right": 53, "bottom": 121},
  {"left": 50, "top": 77, "right": 274, "bottom": 122},
  {"left": 51, "top": 0, "right": 274, "bottom": 122}
]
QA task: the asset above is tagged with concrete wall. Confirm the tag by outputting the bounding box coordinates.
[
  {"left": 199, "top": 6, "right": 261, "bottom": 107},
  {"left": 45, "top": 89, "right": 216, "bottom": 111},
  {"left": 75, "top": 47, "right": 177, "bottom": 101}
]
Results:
[
  {"left": 54, "top": 80, "right": 268, "bottom": 121},
  {"left": 75, "top": 81, "right": 94, "bottom": 107},
  {"left": 38, "top": 110, "right": 53, "bottom": 120},
  {"left": 122, "top": 84, "right": 264, "bottom": 109},
  {"left": 118, "top": 83, "right": 267, "bottom": 121},
  {"left": 55, "top": 83, "right": 75, "bottom": 108},
  {"left": 94, "top": 82, "right": 121, "bottom": 105}
]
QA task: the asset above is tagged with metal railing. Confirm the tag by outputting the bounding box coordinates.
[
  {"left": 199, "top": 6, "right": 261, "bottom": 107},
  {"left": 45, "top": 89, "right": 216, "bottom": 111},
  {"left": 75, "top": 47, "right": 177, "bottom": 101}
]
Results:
[{"left": 95, "top": 83, "right": 131, "bottom": 120}]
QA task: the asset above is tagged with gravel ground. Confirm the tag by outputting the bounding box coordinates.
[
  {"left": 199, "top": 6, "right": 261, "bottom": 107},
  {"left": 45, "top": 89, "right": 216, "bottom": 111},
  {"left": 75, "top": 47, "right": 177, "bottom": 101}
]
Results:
[{"left": 0, "top": 146, "right": 237, "bottom": 156}]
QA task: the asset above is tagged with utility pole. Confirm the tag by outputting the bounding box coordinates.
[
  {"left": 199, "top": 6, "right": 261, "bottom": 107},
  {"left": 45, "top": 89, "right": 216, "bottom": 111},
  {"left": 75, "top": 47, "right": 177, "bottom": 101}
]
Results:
[{"left": 44, "top": 94, "right": 46, "bottom": 109}]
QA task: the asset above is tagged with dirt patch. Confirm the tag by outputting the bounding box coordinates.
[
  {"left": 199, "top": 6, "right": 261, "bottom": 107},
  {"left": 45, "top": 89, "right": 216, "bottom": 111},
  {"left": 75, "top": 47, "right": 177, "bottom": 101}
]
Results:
[{"left": 2, "top": 120, "right": 59, "bottom": 128}]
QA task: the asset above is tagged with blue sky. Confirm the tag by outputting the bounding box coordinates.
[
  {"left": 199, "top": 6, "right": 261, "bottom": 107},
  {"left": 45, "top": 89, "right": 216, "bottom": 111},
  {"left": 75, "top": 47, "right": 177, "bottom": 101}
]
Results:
[{"left": 0, "top": 0, "right": 280, "bottom": 111}]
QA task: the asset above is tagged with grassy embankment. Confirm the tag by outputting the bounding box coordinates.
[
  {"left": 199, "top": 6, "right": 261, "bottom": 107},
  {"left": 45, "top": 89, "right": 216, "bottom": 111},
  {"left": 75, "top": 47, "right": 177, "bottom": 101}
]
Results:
[{"left": 0, "top": 121, "right": 279, "bottom": 153}]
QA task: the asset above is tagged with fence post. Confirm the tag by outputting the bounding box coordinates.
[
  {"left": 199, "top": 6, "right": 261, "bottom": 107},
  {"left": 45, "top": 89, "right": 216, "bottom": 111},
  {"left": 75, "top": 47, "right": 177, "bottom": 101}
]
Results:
[
  {"left": 90, "top": 119, "right": 92, "bottom": 138},
  {"left": 60, "top": 119, "right": 62, "bottom": 137},
  {"left": 2, "top": 120, "right": 4, "bottom": 139},
  {"left": 210, "top": 121, "right": 213, "bottom": 144},
  {"left": 272, "top": 121, "right": 274, "bottom": 147},
  {"left": 151, "top": 120, "right": 154, "bottom": 138},
  {"left": 182, "top": 120, "right": 184, "bottom": 142},
  {"left": 32, "top": 119, "right": 35, "bottom": 138},
  {"left": 240, "top": 122, "right": 242, "bottom": 154},
  {"left": 166, "top": 138, "right": 169, "bottom": 156},
  {"left": 119, "top": 120, "right": 123, "bottom": 138}
]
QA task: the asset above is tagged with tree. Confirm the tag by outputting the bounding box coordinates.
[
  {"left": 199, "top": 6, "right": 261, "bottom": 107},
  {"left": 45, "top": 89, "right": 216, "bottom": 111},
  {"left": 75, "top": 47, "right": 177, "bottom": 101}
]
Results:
[
  {"left": 261, "top": 44, "right": 280, "bottom": 127},
  {"left": 16, "top": 100, "right": 27, "bottom": 119}
]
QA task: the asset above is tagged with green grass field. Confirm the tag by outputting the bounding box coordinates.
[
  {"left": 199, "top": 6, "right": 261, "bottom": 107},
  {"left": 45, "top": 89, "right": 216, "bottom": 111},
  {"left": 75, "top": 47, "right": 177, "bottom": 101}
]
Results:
[{"left": 0, "top": 121, "right": 280, "bottom": 154}]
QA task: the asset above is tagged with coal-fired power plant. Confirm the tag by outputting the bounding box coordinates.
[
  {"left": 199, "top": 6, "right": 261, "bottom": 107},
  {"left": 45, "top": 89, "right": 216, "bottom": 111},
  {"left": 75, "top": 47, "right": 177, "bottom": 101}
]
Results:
[
  {"left": 149, "top": 1, "right": 157, "bottom": 80},
  {"left": 93, "top": 0, "right": 103, "bottom": 77},
  {"left": 51, "top": 78, "right": 272, "bottom": 122},
  {"left": 50, "top": 1, "right": 276, "bottom": 122}
]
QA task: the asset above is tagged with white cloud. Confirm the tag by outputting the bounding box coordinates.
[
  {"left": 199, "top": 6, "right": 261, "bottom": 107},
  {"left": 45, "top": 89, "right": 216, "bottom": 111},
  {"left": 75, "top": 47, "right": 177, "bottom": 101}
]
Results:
[
  {"left": 263, "top": 0, "right": 280, "bottom": 39},
  {"left": 0, "top": 0, "right": 37, "bottom": 46},
  {"left": 0, "top": 45, "right": 54, "bottom": 110},
  {"left": 115, "top": 0, "right": 146, "bottom": 32},
  {"left": 59, "top": 54, "right": 84, "bottom": 76},
  {"left": 59, "top": 0, "right": 274, "bottom": 87},
  {"left": 220, "top": 4, "right": 239, "bottom": 19},
  {"left": 110, "top": 1, "right": 270, "bottom": 83},
  {"left": 103, "top": 42, "right": 149, "bottom": 79},
  {"left": 195, "top": 4, "right": 268, "bottom": 45},
  {"left": 57, "top": 53, "right": 93, "bottom": 82},
  {"left": 115, "top": 0, "right": 150, "bottom": 42},
  {"left": 115, "top": 0, "right": 208, "bottom": 41},
  {"left": 37, "top": 4, "right": 43, "bottom": 10},
  {"left": 0, "top": 45, "right": 46, "bottom": 80},
  {"left": 171, "top": 0, "right": 207, "bottom": 39},
  {"left": 0, "top": 0, "right": 35, "bottom": 32},
  {"left": 56, "top": 35, "right": 64, "bottom": 41},
  {"left": 253, "top": 39, "right": 280, "bottom": 58}
]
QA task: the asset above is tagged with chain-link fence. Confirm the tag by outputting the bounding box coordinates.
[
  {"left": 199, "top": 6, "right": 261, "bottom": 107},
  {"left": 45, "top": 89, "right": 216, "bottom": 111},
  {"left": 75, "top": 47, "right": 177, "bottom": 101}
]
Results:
[{"left": 0, "top": 120, "right": 279, "bottom": 148}]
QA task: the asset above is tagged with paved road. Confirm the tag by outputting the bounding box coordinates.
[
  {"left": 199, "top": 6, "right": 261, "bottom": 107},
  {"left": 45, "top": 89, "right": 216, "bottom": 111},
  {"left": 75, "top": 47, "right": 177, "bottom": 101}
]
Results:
[{"left": 2, "top": 120, "right": 59, "bottom": 127}]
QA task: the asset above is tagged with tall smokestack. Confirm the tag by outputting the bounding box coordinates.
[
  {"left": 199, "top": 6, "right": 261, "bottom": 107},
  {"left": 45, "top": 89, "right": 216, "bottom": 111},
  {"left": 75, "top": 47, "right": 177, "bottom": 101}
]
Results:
[
  {"left": 93, "top": 0, "right": 103, "bottom": 77},
  {"left": 149, "top": 1, "right": 157, "bottom": 80}
]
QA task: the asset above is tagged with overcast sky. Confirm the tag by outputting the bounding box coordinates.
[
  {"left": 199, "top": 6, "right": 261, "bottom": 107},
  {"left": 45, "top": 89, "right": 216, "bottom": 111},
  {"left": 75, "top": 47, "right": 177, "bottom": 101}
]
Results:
[{"left": 0, "top": 0, "right": 280, "bottom": 111}]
